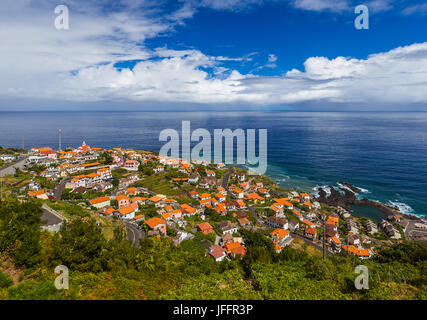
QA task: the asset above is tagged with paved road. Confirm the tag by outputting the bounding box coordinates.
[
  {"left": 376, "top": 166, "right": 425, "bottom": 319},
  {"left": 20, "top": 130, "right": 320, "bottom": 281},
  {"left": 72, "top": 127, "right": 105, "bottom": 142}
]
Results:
[
  {"left": 124, "top": 221, "right": 145, "bottom": 247},
  {"left": 248, "top": 206, "right": 264, "bottom": 225},
  {"left": 0, "top": 157, "right": 27, "bottom": 177},
  {"left": 54, "top": 177, "right": 71, "bottom": 200},
  {"left": 40, "top": 204, "right": 67, "bottom": 225},
  {"left": 222, "top": 167, "right": 234, "bottom": 192}
]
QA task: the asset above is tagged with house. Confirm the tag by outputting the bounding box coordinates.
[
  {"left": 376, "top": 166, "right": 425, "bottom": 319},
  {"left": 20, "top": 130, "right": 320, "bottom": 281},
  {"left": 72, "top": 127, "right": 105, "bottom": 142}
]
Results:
[
  {"left": 28, "top": 189, "right": 48, "bottom": 200},
  {"left": 133, "top": 214, "right": 145, "bottom": 222},
  {"left": 199, "top": 177, "right": 217, "bottom": 188},
  {"left": 40, "top": 149, "right": 58, "bottom": 160},
  {"left": 173, "top": 231, "right": 193, "bottom": 246},
  {"left": 216, "top": 163, "right": 226, "bottom": 169},
  {"left": 348, "top": 233, "right": 361, "bottom": 246},
  {"left": 188, "top": 173, "right": 199, "bottom": 184},
  {"left": 89, "top": 196, "right": 111, "bottom": 209},
  {"left": 245, "top": 193, "right": 265, "bottom": 203},
  {"left": 300, "top": 193, "right": 311, "bottom": 202},
  {"left": 225, "top": 201, "right": 237, "bottom": 211},
  {"left": 145, "top": 217, "right": 167, "bottom": 236},
  {"left": 289, "top": 219, "right": 299, "bottom": 231},
  {"left": 180, "top": 204, "right": 197, "bottom": 216},
  {"left": 272, "top": 198, "right": 294, "bottom": 210},
  {"left": 221, "top": 233, "right": 234, "bottom": 245},
  {"left": 364, "top": 220, "right": 378, "bottom": 234},
  {"left": 380, "top": 220, "right": 401, "bottom": 239},
  {"left": 325, "top": 222, "right": 338, "bottom": 237},
  {"left": 270, "top": 228, "right": 291, "bottom": 252},
  {"left": 116, "top": 205, "right": 136, "bottom": 219},
  {"left": 225, "top": 241, "right": 246, "bottom": 258},
  {"left": 238, "top": 217, "right": 251, "bottom": 227},
  {"left": 127, "top": 187, "right": 137, "bottom": 196},
  {"left": 197, "top": 222, "right": 214, "bottom": 234},
  {"left": 235, "top": 172, "right": 246, "bottom": 182},
  {"left": 189, "top": 190, "right": 199, "bottom": 198},
  {"left": 170, "top": 209, "right": 183, "bottom": 220},
  {"left": 219, "top": 221, "right": 238, "bottom": 235},
  {"left": 235, "top": 199, "right": 246, "bottom": 210},
  {"left": 116, "top": 195, "right": 131, "bottom": 208},
  {"left": 85, "top": 172, "right": 102, "bottom": 187},
  {"left": 266, "top": 217, "right": 288, "bottom": 230},
  {"left": 342, "top": 245, "right": 372, "bottom": 259},
  {"left": 214, "top": 193, "right": 226, "bottom": 202},
  {"left": 72, "top": 186, "right": 87, "bottom": 195},
  {"left": 124, "top": 160, "right": 139, "bottom": 171},
  {"left": 199, "top": 193, "right": 211, "bottom": 201},
  {"left": 206, "top": 170, "right": 215, "bottom": 177},
  {"left": 0, "top": 154, "right": 15, "bottom": 162},
  {"left": 232, "top": 188, "right": 244, "bottom": 199},
  {"left": 326, "top": 215, "right": 339, "bottom": 226},
  {"left": 270, "top": 205, "right": 283, "bottom": 215},
  {"left": 154, "top": 165, "right": 164, "bottom": 174},
  {"left": 208, "top": 245, "right": 227, "bottom": 262},
  {"left": 305, "top": 227, "right": 317, "bottom": 239},
  {"left": 347, "top": 218, "right": 359, "bottom": 234},
  {"left": 258, "top": 188, "right": 270, "bottom": 198},
  {"left": 329, "top": 236, "right": 342, "bottom": 252},
  {"left": 97, "top": 167, "right": 112, "bottom": 180}
]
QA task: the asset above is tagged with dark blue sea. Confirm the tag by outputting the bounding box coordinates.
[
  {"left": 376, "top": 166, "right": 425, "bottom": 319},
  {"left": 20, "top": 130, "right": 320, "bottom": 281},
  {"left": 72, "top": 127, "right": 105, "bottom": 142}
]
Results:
[{"left": 0, "top": 111, "right": 426, "bottom": 218}]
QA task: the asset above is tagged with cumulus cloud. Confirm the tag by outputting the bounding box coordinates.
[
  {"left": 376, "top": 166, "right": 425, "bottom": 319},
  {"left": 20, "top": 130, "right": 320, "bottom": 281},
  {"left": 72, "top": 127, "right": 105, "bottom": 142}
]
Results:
[{"left": 0, "top": 0, "right": 426, "bottom": 108}]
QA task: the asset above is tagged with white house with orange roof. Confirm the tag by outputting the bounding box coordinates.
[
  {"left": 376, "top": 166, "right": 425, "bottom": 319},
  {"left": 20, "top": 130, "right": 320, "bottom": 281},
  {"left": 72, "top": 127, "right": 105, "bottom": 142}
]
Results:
[
  {"left": 97, "top": 167, "right": 112, "bottom": 180},
  {"left": 124, "top": 160, "right": 139, "bottom": 171}
]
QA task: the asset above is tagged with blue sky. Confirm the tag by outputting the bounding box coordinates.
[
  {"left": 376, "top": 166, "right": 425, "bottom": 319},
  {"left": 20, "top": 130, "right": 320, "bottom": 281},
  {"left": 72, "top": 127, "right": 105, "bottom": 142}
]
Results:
[{"left": 0, "top": 0, "right": 426, "bottom": 110}]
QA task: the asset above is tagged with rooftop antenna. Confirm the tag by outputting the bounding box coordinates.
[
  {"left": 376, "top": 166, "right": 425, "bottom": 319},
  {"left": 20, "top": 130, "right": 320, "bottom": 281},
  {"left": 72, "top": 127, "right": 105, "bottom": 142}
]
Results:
[{"left": 58, "top": 129, "right": 62, "bottom": 151}]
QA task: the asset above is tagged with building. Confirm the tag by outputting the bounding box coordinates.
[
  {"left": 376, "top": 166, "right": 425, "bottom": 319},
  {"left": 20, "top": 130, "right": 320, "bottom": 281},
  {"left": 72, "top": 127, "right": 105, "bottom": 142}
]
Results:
[
  {"left": 97, "top": 167, "right": 112, "bottom": 180},
  {"left": 145, "top": 217, "right": 167, "bottom": 236},
  {"left": 364, "top": 219, "right": 378, "bottom": 234},
  {"left": 116, "top": 195, "right": 131, "bottom": 208},
  {"left": 219, "top": 221, "right": 238, "bottom": 235},
  {"left": 89, "top": 196, "right": 111, "bottom": 209},
  {"left": 305, "top": 227, "right": 317, "bottom": 240},
  {"left": 289, "top": 219, "right": 299, "bottom": 231},
  {"left": 197, "top": 222, "right": 214, "bottom": 234},
  {"left": 266, "top": 217, "right": 288, "bottom": 230},
  {"left": 124, "top": 160, "right": 139, "bottom": 171},
  {"left": 208, "top": 245, "right": 227, "bottom": 262}
]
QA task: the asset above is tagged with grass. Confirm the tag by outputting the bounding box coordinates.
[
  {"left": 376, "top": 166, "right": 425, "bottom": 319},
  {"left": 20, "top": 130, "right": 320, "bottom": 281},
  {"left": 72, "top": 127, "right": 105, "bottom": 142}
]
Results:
[
  {"left": 290, "top": 238, "right": 322, "bottom": 257},
  {"left": 140, "top": 173, "right": 187, "bottom": 197}
]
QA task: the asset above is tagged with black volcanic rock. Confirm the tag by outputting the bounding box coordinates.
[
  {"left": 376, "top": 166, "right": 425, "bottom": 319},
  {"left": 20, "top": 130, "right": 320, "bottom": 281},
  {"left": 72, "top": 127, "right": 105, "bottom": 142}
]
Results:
[
  {"left": 316, "top": 185, "right": 357, "bottom": 210},
  {"left": 338, "top": 182, "right": 361, "bottom": 194}
]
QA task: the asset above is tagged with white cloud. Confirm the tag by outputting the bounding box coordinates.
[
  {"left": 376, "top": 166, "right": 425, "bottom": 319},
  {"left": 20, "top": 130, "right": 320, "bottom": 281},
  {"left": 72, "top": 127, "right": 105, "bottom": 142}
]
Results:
[
  {"left": 402, "top": 3, "right": 427, "bottom": 16},
  {"left": 292, "top": 0, "right": 350, "bottom": 12},
  {"left": 0, "top": 1, "right": 426, "bottom": 108},
  {"left": 366, "top": 0, "right": 394, "bottom": 12}
]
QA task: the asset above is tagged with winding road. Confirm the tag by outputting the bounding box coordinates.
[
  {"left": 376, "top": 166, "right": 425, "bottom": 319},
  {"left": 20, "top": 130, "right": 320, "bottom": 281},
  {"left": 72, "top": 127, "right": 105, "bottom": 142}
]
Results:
[
  {"left": 124, "top": 221, "right": 145, "bottom": 247},
  {"left": 0, "top": 156, "right": 27, "bottom": 177}
]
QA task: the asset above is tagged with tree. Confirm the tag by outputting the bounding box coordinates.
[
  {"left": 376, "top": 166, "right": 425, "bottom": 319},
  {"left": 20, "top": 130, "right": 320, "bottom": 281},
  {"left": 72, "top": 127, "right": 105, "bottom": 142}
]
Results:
[
  {"left": 51, "top": 218, "right": 107, "bottom": 272},
  {"left": 0, "top": 200, "right": 42, "bottom": 267},
  {"left": 101, "top": 152, "right": 113, "bottom": 165}
]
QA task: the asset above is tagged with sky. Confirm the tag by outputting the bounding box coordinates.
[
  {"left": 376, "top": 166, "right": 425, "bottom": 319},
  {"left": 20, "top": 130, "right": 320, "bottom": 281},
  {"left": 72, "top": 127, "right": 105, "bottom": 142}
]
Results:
[{"left": 0, "top": 0, "right": 426, "bottom": 111}]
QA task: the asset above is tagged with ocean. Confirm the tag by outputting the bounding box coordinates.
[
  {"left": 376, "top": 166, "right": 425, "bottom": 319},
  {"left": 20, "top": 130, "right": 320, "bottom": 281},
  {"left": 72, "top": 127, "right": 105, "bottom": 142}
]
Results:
[{"left": 0, "top": 111, "right": 426, "bottom": 218}]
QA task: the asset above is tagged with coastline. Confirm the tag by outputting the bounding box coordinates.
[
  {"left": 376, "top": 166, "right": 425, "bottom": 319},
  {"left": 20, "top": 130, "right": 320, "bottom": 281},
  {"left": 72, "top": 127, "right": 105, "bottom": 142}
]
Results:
[{"left": 265, "top": 169, "right": 425, "bottom": 222}]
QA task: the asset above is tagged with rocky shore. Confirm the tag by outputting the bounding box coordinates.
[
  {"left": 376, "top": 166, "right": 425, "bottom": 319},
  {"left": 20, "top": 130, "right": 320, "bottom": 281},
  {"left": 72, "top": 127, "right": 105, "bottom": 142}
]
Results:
[{"left": 315, "top": 182, "right": 422, "bottom": 222}]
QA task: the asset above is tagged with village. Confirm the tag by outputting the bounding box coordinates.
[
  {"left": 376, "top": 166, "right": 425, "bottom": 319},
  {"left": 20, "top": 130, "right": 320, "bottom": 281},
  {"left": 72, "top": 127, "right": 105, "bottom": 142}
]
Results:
[{"left": 0, "top": 142, "right": 415, "bottom": 263}]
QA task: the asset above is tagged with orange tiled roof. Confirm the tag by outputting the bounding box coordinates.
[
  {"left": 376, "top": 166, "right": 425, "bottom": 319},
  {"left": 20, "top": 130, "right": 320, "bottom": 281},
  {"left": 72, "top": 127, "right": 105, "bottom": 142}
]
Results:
[
  {"left": 89, "top": 196, "right": 110, "bottom": 205},
  {"left": 145, "top": 217, "right": 166, "bottom": 229}
]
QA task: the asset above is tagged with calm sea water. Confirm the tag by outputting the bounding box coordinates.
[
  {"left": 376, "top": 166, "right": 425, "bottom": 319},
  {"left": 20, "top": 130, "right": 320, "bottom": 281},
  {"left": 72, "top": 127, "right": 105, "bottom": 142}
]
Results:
[{"left": 0, "top": 111, "right": 426, "bottom": 218}]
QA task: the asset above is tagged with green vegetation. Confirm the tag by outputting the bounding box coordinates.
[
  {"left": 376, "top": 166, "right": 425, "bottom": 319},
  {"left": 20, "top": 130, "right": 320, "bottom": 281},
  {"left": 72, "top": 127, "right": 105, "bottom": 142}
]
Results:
[{"left": 0, "top": 199, "right": 426, "bottom": 300}]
